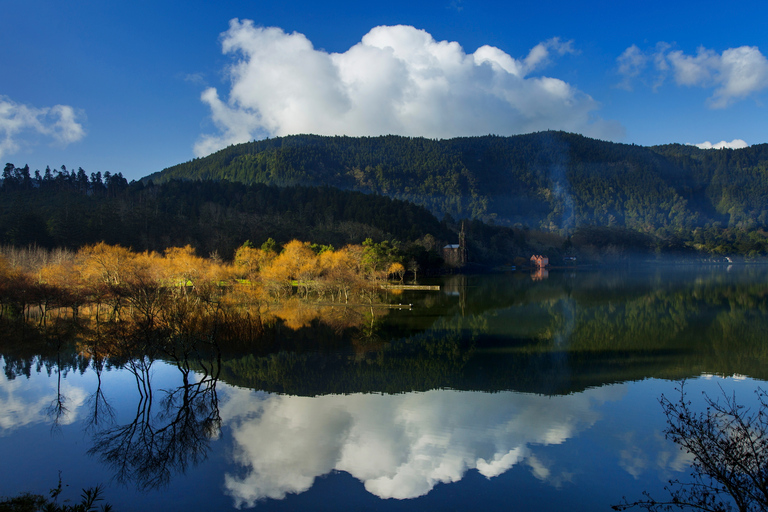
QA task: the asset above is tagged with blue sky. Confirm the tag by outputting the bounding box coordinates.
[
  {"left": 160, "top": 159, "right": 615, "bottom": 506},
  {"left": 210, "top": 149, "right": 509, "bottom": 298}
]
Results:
[{"left": 3, "top": 0, "right": 768, "bottom": 181}]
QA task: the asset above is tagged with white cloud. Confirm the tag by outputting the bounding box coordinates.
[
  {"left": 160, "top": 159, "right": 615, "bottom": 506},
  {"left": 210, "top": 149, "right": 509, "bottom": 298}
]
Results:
[
  {"left": 195, "top": 21, "right": 620, "bottom": 157},
  {"left": 617, "top": 44, "right": 768, "bottom": 108},
  {"left": 221, "top": 386, "right": 623, "bottom": 507},
  {"left": 616, "top": 45, "right": 647, "bottom": 91},
  {"left": 0, "top": 96, "right": 85, "bottom": 160},
  {"left": 693, "top": 139, "right": 749, "bottom": 150},
  {"left": 0, "top": 366, "right": 87, "bottom": 434},
  {"left": 522, "top": 37, "right": 577, "bottom": 74}
]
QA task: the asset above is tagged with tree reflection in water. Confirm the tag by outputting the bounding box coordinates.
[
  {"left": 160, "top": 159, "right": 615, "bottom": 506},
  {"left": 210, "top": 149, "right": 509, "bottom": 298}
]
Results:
[
  {"left": 83, "top": 356, "right": 116, "bottom": 433},
  {"left": 86, "top": 334, "right": 223, "bottom": 490},
  {"left": 2, "top": 295, "right": 386, "bottom": 492},
  {"left": 5, "top": 267, "right": 768, "bottom": 503}
]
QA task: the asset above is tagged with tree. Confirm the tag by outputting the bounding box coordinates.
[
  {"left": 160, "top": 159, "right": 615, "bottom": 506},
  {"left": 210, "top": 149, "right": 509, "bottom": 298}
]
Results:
[
  {"left": 163, "top": 245, "right": 206, "bottom": 288},
  {"left": 362, "top": 238, "right": 400, "bottom": 283},
  {"left": 388, "top": 262, "right": 405, "bottom": 282},
  {"left": 233, "top": 243, "right": 274, "bottom": 280},
  {"left": 77, "top": 243, "right": 135, "bottom": 287},
  {"left": 407, "top": 258, "right": 420, "bottom": 282},
  {"left": 318, "top": 245, "right": 367, "bottom": 303},
  {"left": 614, "top": 382, "right": 768, "bottom": 512},
  {"left": 260, "top": 240, "right": 317, "bottom": 299}
]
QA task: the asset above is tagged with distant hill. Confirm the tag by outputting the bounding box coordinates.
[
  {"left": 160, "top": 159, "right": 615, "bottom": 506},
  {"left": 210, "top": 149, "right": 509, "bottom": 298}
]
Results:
[{"left": 145, "top": 132, "right": 768, "bottom": 233}]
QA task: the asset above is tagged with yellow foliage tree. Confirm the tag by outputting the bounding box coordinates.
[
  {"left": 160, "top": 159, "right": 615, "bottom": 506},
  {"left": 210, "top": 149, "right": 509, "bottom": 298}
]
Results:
[
  {"left": 77, "top": 242, "right": 135, "bottom": 287},
  {"left": 260, "top": 240, "right": 318, "bottom": 298},
  {"left": 163, "top": 245, "right": 207, "bottom": 288},
  {"left": 318, "top": 245, "right": 367, "bottom": 302},
  {"left": 233, "top": 244, "right": 274, "bottom": 280},
  {"left": 387, "top": 262, "right": 406, "bottom": 282}
]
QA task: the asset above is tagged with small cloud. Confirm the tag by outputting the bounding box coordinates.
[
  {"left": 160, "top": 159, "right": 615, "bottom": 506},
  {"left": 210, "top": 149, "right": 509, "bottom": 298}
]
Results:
[
  {"left": 447, "top": 0, "right": 464, "bottom": 12},
  {"left": 616, "top": 45, "right": 647, "bottom": 91},
  {"left": 48, "top": 105, "right": 85, "bottom": 145},
  {"left": 195, "top": 21, "right": 618, "bottom": 157},
  {"left": 184, "top": 73, "right": 206, "bottom": 85},
  {"left": 616, "top": 43, "right": 768, "bottom": 108},
  {"left": 0, "top": 96, "right": 85, "bottom": 160},
  {"left": 523, "top": 37, "right": 577, "bottom": 73},
  {"left": 692, "top": 139, "right": 749, "bottom": 150}
]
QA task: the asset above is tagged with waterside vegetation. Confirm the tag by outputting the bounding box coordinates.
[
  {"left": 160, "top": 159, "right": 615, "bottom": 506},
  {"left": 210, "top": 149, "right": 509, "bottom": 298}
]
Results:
[{"left": 0, "top": 239, "right": 409, "bottom": 329}]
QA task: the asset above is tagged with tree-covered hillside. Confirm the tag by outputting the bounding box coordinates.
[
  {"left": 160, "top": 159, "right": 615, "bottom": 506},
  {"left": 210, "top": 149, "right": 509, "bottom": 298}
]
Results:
[
  {"left": 0, "top": 165, "right": 452, "bottom": 263},
  {"left": 6, "top": 130, "right": 768, "bottom": 262},
  {"left": 146, "top": 132, "right": 768, "bottom": 235},
  {"left": 8, "top": 163, "right": 705, "bottom": 266}
]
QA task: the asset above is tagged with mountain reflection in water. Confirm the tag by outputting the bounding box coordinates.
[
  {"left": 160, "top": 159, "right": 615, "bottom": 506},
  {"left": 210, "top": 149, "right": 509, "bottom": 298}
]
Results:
[{"left": 1, "top": 266, "right": 767, "bottom": 511}]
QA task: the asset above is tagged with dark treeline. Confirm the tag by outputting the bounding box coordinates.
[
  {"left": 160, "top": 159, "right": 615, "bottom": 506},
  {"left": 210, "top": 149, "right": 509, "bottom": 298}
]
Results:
[
  {"left": 0, "top": 166, "right": 457, "bottom": 265},
  {"left": 143, "top": 132, "right": 768, "bottom": 256},
  {"left": 2, "top": 162, "right": 130, "bottom": 195}
]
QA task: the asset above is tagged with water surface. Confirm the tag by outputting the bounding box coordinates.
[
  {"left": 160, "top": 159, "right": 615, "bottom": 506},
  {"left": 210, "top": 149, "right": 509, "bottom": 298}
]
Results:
[{"left": 1, "top": 266, "right": 766, "bottom": 511}]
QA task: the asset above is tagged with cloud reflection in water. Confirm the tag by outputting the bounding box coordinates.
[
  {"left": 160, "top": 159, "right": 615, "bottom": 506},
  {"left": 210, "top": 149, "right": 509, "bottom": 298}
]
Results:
[
  {"left": 0, "top": 366, "right": 87, "bottom": 434},
  {"left": 221, "top": 386, "right": 625, "bottom": 507}
]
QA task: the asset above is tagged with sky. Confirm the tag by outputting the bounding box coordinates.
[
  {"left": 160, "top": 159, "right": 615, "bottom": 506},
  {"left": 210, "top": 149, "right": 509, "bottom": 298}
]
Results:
[{"left": 3, "top": 0, "right": 768, "bottom": 182}]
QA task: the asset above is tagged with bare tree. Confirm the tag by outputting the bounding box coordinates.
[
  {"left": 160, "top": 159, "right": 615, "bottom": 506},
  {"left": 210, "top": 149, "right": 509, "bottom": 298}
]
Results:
[{"left": 615, "top": 381, "right": 768, "bottom": 512}]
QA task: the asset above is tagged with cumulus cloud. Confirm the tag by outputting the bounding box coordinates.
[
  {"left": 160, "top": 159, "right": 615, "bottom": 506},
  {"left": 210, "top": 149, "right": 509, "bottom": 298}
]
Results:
[
  {"left": 0, "top": 96, "right": 85, "bottom": 160},
  {"left": 195, "top": 21, "right": 619, "bottom": 157},
  {"left": 221, "top": 386, "right": 624, "bottom": 507},
  {"left": 617, "top": 44, "right": 768, "bottom": 108},
  {"left": 693, "top": 139, "right": 749, "bottom": 149}
]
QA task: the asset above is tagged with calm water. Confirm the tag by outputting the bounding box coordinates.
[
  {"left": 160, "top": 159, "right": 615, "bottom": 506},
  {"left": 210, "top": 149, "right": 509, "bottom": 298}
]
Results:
[{"left": 1, "top": 266, "right": 767, "bottom": 511}]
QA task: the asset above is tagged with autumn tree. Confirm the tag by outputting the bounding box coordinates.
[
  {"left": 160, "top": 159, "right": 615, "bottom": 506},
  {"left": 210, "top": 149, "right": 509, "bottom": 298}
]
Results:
[
  {"left": 318, "top": 245, "right": 368, "bottom": 303},
  {"left": 77, "top": 242, "right": 135, "bottom": 287},
  {"left": 233, "top": 242, "right": 275, "bottom": 280},
  {"left": 260, "top": 240, "right": 318, "bottom": 299},
  {"left": 388, "top": 262, "right": 405, "bottom": 282},
  {"left": 0, "top": 254, "right": 25, "bottom": 319},
  {"left": 122, "top": 250, "right": 168, "bottom": 331},
  {"left": 75, "top": 243, "right": 139, "bottom": 320},
  {"left": 163, "top": 245, "right": 206, "bottom": 290}
]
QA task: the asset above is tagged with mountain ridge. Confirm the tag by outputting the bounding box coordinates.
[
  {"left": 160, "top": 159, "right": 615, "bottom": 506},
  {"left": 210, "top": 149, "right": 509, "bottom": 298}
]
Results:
[{"left": 145, "top": 131, "right": 768, "bottom": 234}]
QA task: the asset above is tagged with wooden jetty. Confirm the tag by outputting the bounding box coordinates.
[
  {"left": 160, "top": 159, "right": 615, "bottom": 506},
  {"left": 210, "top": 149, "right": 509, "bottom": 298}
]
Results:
[{"left": 381, "top": 284, "right": 440, "bottom": 291}]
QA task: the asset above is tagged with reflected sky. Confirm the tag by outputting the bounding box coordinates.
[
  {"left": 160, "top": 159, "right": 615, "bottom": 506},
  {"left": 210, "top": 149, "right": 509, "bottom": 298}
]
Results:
[
  {"left": 0, "top": 353, "right": 757, "bottom": 511},
  {"left": 220, "top": 384, "right": 657, "bottom": 506},
  {"left": 3, "top": 268, "right": 768, "bottom": 510},
  {"left": 0, "top": 361, "right": 87, "bottom": 433}
]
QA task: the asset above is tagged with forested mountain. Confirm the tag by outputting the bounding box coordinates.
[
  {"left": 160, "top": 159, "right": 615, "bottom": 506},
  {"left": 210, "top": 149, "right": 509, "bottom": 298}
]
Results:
[
  {"left": 6, "top": 162, "right": 699, "bottom": 266},
  {"left": 5, "top": 131, "right": 768, "bottom": 262},
  {"left": 146, "top": 132, "right": 768, "bottom": 235}
]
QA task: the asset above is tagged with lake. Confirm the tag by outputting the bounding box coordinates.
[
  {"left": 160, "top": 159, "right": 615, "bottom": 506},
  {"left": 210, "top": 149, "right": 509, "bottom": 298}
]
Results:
[{"left": 1, "top": 265, "right": 767, "bottom": 511}]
